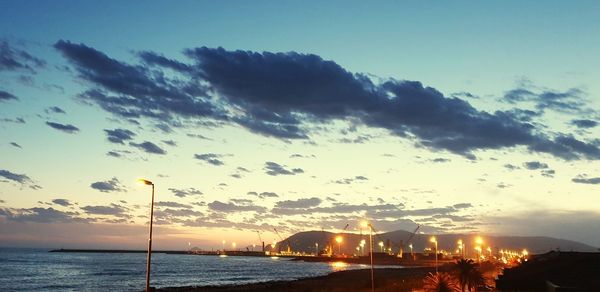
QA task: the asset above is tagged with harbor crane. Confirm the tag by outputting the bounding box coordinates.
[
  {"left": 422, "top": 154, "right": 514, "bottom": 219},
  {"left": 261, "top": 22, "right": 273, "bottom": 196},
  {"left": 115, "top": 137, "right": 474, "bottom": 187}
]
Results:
[
  {"left": 399, "top": 225, "right": 420, "bottom": 258},
  {"left": 256, "top": 231, "right": 265, "bottom": 252},
  {"left": 273, "top": 228, "right": 292, "bottom": 253}
]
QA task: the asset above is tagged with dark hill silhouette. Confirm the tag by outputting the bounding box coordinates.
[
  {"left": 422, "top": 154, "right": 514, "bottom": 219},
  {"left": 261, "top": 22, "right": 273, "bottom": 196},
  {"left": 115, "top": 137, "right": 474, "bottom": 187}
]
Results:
[{"left": 275, "top": 230, "right": 597, "bottom": 255}]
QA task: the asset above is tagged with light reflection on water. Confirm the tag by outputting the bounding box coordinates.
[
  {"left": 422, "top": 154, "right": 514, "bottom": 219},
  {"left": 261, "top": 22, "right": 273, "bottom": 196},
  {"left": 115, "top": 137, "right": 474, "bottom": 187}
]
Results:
[{"left": 0, "top": 248, "right": 402, "bottom": 291}]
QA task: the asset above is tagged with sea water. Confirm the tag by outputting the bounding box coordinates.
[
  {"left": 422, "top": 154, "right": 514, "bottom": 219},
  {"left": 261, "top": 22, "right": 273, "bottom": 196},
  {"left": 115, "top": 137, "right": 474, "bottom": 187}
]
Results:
[{"left": 0, "top": 248, "right": 378, "bottom": 291}]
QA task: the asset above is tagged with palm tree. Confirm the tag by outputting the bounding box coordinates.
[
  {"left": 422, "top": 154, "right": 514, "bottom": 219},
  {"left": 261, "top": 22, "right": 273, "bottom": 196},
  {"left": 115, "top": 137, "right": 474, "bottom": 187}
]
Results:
[
  {"left": 423, "top": 272, "right": 460, "bottom": 292},
  {"left": 451, "top": 259, "right": 485, "bottom": 292}
]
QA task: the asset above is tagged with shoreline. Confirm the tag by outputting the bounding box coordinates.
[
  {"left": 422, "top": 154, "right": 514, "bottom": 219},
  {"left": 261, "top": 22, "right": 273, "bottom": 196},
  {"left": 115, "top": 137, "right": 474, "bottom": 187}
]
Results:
[{"left": 157, "top": 266, "right": 445, "bottom": 291}]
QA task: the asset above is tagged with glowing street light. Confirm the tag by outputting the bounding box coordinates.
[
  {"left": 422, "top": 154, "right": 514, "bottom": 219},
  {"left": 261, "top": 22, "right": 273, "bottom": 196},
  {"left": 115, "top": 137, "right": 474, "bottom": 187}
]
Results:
[
  {"left": 475, "top": 246, "right": 482, "bottom": 262},
  {"left": 430, "top": 236, "right": 438, "bottom": 274},
  {"left": 138, "top": 178, "right": 154, "bottom": 292},
  {"left": 408, "top": 243, "right": 414, "bottom": 259},
  {"left": 360, "top": 221, "right": 375, "bottom": 292},
  {"left": 222, "top": 240, "right": 226, "bottom": 251},
  {"left": 378, "top": 241, "right": 384, "bottom": 252},
  {"left": 232, "top": 242, "right": 237, "bottom": 250},
  {"left": 486, "top": 246, "right": 492, "bottom": 259},
  {"left": 335, "top": 236, "right": 343, "bottom": 255}
]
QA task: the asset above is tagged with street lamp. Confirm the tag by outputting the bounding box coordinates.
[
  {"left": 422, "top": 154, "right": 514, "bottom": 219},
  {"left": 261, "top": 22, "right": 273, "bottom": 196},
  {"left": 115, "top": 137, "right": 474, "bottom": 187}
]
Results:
[
  {"left": 409, "top": 243, "right": 414, "bottom": 260},
  {"left": 232, "top": 242, "right": 237, "bottom": 251},
  {"left": 138, "top": 178, "right": 154, "bottom": 292},
  {"left": 361, "top": 221, "right": 374, "bottom": 292},
  {"left": 430, "top": 236, "right": 438, "bottom": 274},
  {"left": 315, "top": 243, "right": 319, "bottom": 256},
  {"left": 378, "top": 241, "right": 384, "bottom": 252},
  {"left": 335, "top": 236, "right": 343, "bottom": 255},
  {"left": 222, "top": 240, "right": 226, "bottom": 252}
]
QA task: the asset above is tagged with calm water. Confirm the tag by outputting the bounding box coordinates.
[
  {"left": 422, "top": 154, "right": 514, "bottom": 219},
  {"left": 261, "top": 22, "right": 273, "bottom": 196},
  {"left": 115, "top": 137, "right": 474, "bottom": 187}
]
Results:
[{"left": 0, "top": 248, "right": 382, "bottom": 291}]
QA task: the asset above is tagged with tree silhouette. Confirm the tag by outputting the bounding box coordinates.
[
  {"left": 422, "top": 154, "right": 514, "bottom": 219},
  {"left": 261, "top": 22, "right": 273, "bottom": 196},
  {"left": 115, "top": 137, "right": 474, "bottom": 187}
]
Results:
[
  {"left": 451, "top": 259, "right": 485, "bottom": 291},
  {"left": 423, "top": 272, "right": 460, "bottom": 292}
]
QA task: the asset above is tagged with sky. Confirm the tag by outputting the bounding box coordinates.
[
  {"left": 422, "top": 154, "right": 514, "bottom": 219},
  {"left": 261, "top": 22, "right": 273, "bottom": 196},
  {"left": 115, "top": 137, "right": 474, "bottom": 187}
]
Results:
[{"left": 0, "top": 1, "right": 599, "bottom": 250}]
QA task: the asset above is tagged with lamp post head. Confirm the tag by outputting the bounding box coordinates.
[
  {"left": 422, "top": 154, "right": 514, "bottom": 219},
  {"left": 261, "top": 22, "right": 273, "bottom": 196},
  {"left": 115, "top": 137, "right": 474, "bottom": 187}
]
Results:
[
  {"left": 138, "top": 179, "right": 153, "bottom": 186},
  {"left": 335, "top": 236, "right": 343, "bottom": 243},
  {"left": 475, "top": 236, "right": 483, "bottom": 245},
  {"left": 430, "top": 236, "right": 437, "bottom": 243}
]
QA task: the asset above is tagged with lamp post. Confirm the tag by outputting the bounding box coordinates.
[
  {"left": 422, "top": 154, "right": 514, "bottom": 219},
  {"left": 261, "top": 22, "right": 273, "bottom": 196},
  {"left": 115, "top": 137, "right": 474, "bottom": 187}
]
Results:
[
  {"left": 475, "top": 236, "right": 483, "bottom": 262},
  {"left": 409, "top": 243, "right": 414, "bottom": 260},
  {"left": 138, "top": 179, "right": 154, "bottom": 292},
  {"left": 430, "top": 236, "right": 438, "bottom": 274},
  {"left": 378, "top": 241, "right": 384, "bottom": 252},
  {"left": 315, "top": 243, "right": 319, "bottom": 256},
  {"left": 361, "top": 221, "right": 374, "bottom": 292},
  {"left": 222, "top": 240, "right": 226, "bottom": 252}
]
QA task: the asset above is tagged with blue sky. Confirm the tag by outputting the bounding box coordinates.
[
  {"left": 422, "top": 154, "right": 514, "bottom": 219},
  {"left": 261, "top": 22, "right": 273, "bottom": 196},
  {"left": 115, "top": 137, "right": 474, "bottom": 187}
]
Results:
[{"left": 0, "top": 1, "right": 599, "bottom": 249}]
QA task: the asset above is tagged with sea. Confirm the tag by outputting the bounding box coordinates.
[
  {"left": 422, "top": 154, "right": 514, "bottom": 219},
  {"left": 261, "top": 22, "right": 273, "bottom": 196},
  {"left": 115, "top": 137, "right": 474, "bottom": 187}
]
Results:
[{"left": 0, "top": 248, "right": 387, "bottom": 291}]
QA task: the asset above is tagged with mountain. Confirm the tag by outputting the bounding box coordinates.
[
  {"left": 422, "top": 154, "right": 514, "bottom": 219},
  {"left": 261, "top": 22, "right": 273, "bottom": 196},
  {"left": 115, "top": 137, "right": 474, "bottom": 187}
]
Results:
[{"left": 275, "top": 230, "right": 598, "bottom": 255}]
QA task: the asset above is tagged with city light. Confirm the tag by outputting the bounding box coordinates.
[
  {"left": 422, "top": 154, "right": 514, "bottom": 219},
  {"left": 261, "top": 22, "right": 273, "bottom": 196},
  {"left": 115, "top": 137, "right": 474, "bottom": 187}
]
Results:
[{"left": 430, "top": 236, "right": 438, "bottom": 274}]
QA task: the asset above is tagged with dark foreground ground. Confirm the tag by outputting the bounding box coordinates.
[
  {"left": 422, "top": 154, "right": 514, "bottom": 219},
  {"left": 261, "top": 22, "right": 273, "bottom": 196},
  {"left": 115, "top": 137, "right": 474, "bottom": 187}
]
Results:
[{"left": 158, "top": 267, "right": 441, "bottom": 292}]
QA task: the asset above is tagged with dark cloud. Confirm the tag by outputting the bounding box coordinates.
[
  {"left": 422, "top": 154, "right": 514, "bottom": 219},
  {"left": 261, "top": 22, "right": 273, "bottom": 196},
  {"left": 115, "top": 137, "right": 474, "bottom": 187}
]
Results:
[
  {"left": 290, "top": 153, "right": 316, "bottom": 159},
  {"left": 452, "top": 203, "right": 473, "bottom": 209},
  {"left": 541, "top": 169, "right": 555, "bottom": 178},
  {"left": 0, "top": 90, "right": 18, "bottom": 102},
  {"left": 207, "top": 201, "right": 266, "bottom": 213},
  {"left": 0, "top": 207, "right": 86, "bottom": 223},
  {"left": 169, "top": 188, "right": 203, "bottom": 198},
  {"left": 503, "top": 87, "right": 586, "bottom": 113},
  {"left": 503, "top": 164, "right": 520, "bottom": 170},
  {"left": 194, "top": 153, "right": 225, "bottom": 166},
  {"left": 162, "top": 140, "right": 177, "bottom": 146},
  {"left": 52, "top": 199, "right": 72, "bottom": 207},
  {"left": 572, "top": 175, "right": 600, "bottom": 185},
  {"left": 54, "top": 42, "right": 600, "bottom": 160},
  {"left": 431, "top": 158, "right": 450, "bottom": 163},
  {"left": 81, "top": 203, "right": 130, "bottom": 218},
  {"left": 523, "top": 161, "right": 549, "bottom": 170},
  {"left": 186, "top": 133, "right": 212, "bottom": 140},
  {"left": 46, "top": 121, "right": 79, "bottom": 134},
  {"left": 54, "top": 40, "right": 220, "bottom": 124},
  {"left": 137, "top": 51, "right": 192, "bottom": 73},
  {"left": 0, "top": 169, "right": 41, "bottom": 189},
  {"left": 0, "top": 39, "right": 45, "bottom": 73},
  {"left": 45, "top": 106, "right": 66, "bottom": 114},
  {"left": 1, "top": 117, "right": 25, "bottom": 124},
  {"left": 154, "top": 201, "right": 192, "bottom": 209},
  {"left": 247, "top": 191, "right": 279, "bottom": 198},
  {"left": 90, "top": 177, "right": 125, "bottom": 193},
  {"left": 9, "top": 142, "right": 22, "bottom": 149},
  {"left": 275, "top": 197, "right": 321, "bottom": 209},
  {"left": 129, "top": 141, "right": 166, "bottom": 155},
  {"left": 104, "top": 128, "right": 136, "bottom": 144},
  {"left": 332, "top": 176, "right": 369, "bottom": 185},
  {"left": 497, "top": 182, "right": 511, "bottom": 189},
  {"left": 264, "top": 161, "right": 303, "bottom": 176},
  {"left": 338, "top": 135, "right": 371, "bottom": 144},
  {"left": 106, "top": 150, "right": 132, "bottom": 158},
  {"left": 571, "top": 119, "right": 598, "bottom": 129}
]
